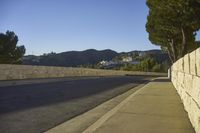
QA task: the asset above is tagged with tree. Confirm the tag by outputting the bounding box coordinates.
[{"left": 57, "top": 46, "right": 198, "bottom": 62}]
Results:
[
  {"left": 146, "top": 0, "right": 200, "bottom": 63},
  {"left": 138, "top": 57, "right": 156, "bottom": 72},
  {"left": 0, "top": 31, "right": 26, "bottom": 64}
]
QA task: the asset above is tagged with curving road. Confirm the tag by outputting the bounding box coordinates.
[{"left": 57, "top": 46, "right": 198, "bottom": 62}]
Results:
[{"left": 0, "top": 76, "right": 153, "bottom": 133}]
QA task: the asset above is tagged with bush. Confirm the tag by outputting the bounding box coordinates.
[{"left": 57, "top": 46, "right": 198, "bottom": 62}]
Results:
[{"left": 152, "top": 64, "right": 161, "bottom": 72}]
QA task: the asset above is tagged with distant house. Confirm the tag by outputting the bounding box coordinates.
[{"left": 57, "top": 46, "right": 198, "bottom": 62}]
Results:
[
  {"left": 99, "top": 60, "right": 120, "bottom": 69},
  {"left": 122, "top": 57, "right": 133, "bottom": 62},
  {"left": 100, "top": 60, "right": 118, "bottom": 66},
  {"left": 99, "top": 60, "right": 108, "bottom": 65}
]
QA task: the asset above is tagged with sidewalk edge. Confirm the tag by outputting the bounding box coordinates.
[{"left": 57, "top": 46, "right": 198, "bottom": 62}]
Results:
[{"left": 82, "top": 78, "right": 156, "bottom": 133}]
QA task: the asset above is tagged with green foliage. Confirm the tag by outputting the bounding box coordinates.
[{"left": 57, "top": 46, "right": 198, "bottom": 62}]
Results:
[
  {"left": 152, "top": 64, "right": 162, "bottom": 72},
  {"left": 120, "top": 64, "right": 138, "bottom": 71},
  {"left": 146, "top": 0, "right": 200, "bottom": 63},
  {"left": 0, "top": 31, "right": 26, "bottom": 64},
  {"left": 119, "top": 57, "right": 168, "bottom": 73},
  {"left": 137, "top": 57, "right": 156, "bottom": 72}
]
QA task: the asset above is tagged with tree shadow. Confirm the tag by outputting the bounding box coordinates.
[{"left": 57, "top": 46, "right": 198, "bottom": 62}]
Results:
[{"left": 0, "top": 76, "right": 148, "bottom": 115}]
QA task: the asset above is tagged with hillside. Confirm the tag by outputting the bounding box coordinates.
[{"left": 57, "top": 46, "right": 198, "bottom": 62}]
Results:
[
  {"left": 23, "top": 49, "right": 170, "bottom": 67},
  {"left": 23, "top": 49, "right": 118, "bottom": 67}
]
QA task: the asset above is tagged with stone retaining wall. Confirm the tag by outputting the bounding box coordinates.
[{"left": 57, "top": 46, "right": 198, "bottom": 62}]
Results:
[
  {"left": 0, "top": 64, "right": 166, "bottom": 80},
  {"left": 171, "top": 48, "right": 200, "bottom": 133}
]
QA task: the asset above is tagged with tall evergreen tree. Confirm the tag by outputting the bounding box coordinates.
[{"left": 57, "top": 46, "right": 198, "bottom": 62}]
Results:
[
  {"left": 0, "top": 31, "right": 26, "bottom": 64},
  {"left": 146, "top": 0, "right": 200, "bottom": 63}
]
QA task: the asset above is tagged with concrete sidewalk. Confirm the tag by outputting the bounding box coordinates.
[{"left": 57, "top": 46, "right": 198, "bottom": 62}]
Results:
[{"left": 83, "top": 78, "right": 195, "bottom": 133}]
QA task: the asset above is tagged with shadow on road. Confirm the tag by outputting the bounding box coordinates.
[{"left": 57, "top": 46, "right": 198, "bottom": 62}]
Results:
[{"left": 0, "top": 76, "right": 149, "bottom": 115}]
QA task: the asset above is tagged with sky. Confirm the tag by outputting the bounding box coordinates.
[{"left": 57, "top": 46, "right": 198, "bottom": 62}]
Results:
[{"left": 0, "top": 0, "right": 175, "bottom": 55}]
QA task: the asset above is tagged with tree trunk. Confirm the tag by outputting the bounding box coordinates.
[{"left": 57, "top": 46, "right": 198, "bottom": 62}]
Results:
[
  {"left": 181, "top": 28, "right": 187, "bottom": 57},
  {"left": 169, "top": 39, "right": 177, "bottom": 62},
  {"left": 167, "top": 47, "right": 174, "bottom": 64}
]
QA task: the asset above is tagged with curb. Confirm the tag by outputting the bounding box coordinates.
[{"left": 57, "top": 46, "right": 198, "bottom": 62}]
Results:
[
  {"left": 82, "top": 80, "right": 154, "bottom": 133},
  {"left": 45, "top": 79, "right": 154, "bottom": 133}
]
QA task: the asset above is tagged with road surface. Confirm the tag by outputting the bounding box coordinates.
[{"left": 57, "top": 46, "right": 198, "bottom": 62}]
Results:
[{"left": 0, "top": 76, "right": 152, "bottom": 133}]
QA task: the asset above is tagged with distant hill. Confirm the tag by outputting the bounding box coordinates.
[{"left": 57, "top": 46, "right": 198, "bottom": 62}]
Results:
[
  {"left": 23, "top": 49, "right": 169, "bottom": 67},
  {"left": 23, "top": 49, "right": 118, "bottom": 67}
]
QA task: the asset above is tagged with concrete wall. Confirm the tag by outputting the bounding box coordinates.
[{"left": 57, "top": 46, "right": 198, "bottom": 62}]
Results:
[
  {"left": 0, "top": 64, "right": 166, "bottom": 80},
  {"left": 171, "top": 48, "right": 200, "bottom": 133}
]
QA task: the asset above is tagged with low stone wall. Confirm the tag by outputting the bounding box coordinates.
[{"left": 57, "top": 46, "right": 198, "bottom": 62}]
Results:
[
  {"left": 0, "top": 64, "right": 166, "bottom": 80},
  {"left": 171, "top": 48, "right": 200, "bottom": 133}
]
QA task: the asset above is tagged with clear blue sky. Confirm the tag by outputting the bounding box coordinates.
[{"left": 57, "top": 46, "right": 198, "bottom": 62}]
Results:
[{"left": 0, "top": 0, "right": 174, "bottom": 55}]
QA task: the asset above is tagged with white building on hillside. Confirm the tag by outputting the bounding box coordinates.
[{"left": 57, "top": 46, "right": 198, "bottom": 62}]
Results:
[
  {"left": 99, "top": 60, "right": 119, "bottom": 67},
  {"left": 122, "top": 57, "right": 133, "bottom": 62}
]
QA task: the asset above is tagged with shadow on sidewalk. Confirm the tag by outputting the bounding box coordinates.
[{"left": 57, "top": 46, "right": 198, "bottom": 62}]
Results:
[{"left": 152, "top": 78, "right": 170, "bottom": 82}]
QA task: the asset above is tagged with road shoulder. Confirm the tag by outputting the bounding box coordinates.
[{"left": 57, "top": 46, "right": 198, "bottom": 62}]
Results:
[{"left": 45, "top": 82, "right": 148, "bottom": 133}]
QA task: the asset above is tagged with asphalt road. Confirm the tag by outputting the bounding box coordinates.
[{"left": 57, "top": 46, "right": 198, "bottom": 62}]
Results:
[{"left": 0, "top": 76, "right": 152, "bottom": 133}]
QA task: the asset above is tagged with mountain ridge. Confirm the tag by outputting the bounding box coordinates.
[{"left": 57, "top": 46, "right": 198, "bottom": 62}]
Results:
[{"left": 23, "top": 49, "right": 167, "bottom": 67}]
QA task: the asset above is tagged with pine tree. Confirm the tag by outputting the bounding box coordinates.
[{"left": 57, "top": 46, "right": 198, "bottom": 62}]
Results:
[
  {"left": 146, "top": 0, "right": 200, "bottom": 63},
  {"left": 0, "top": 31, "right": 26, "bottom": 64}
]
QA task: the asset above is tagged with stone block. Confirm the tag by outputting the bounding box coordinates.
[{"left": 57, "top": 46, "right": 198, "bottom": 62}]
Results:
[
  {"left": 178, "top": 72, "right": 184, "bottom": 88},
  {"left": 177, "top": 85, "right": 184, "bottom": 98},
  {"left": 175, "top": 62, "right": 179, "bottom": 71},
  {"left": 192, "top": 76, "right": 200, "bottom": 107},
  {"left": 184, "top": 74, "right": 193, "bottom": 95},
  {"left": 172, "top": 78, "right": 177, "bottom": 89},
  {"left": 189, "top": 99, "right": 200, "bottom": 133},
  {"left": 189, "top": 50, "right": 196, "bottom": 75},
  {"left": 196, "top": 48, "right": 200, "bottom": 77},
  {"left": 179, "top": 58, "right": 184, "bottom": 72},
  {"left": 172, "top": 63, "right": 177, "bottom": 71},
  {"left": 182, "top": 91, "right": 191, "bottom": 112},
  {"left": 184, "top": 54, "right": 190, "bottom": 74}
]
